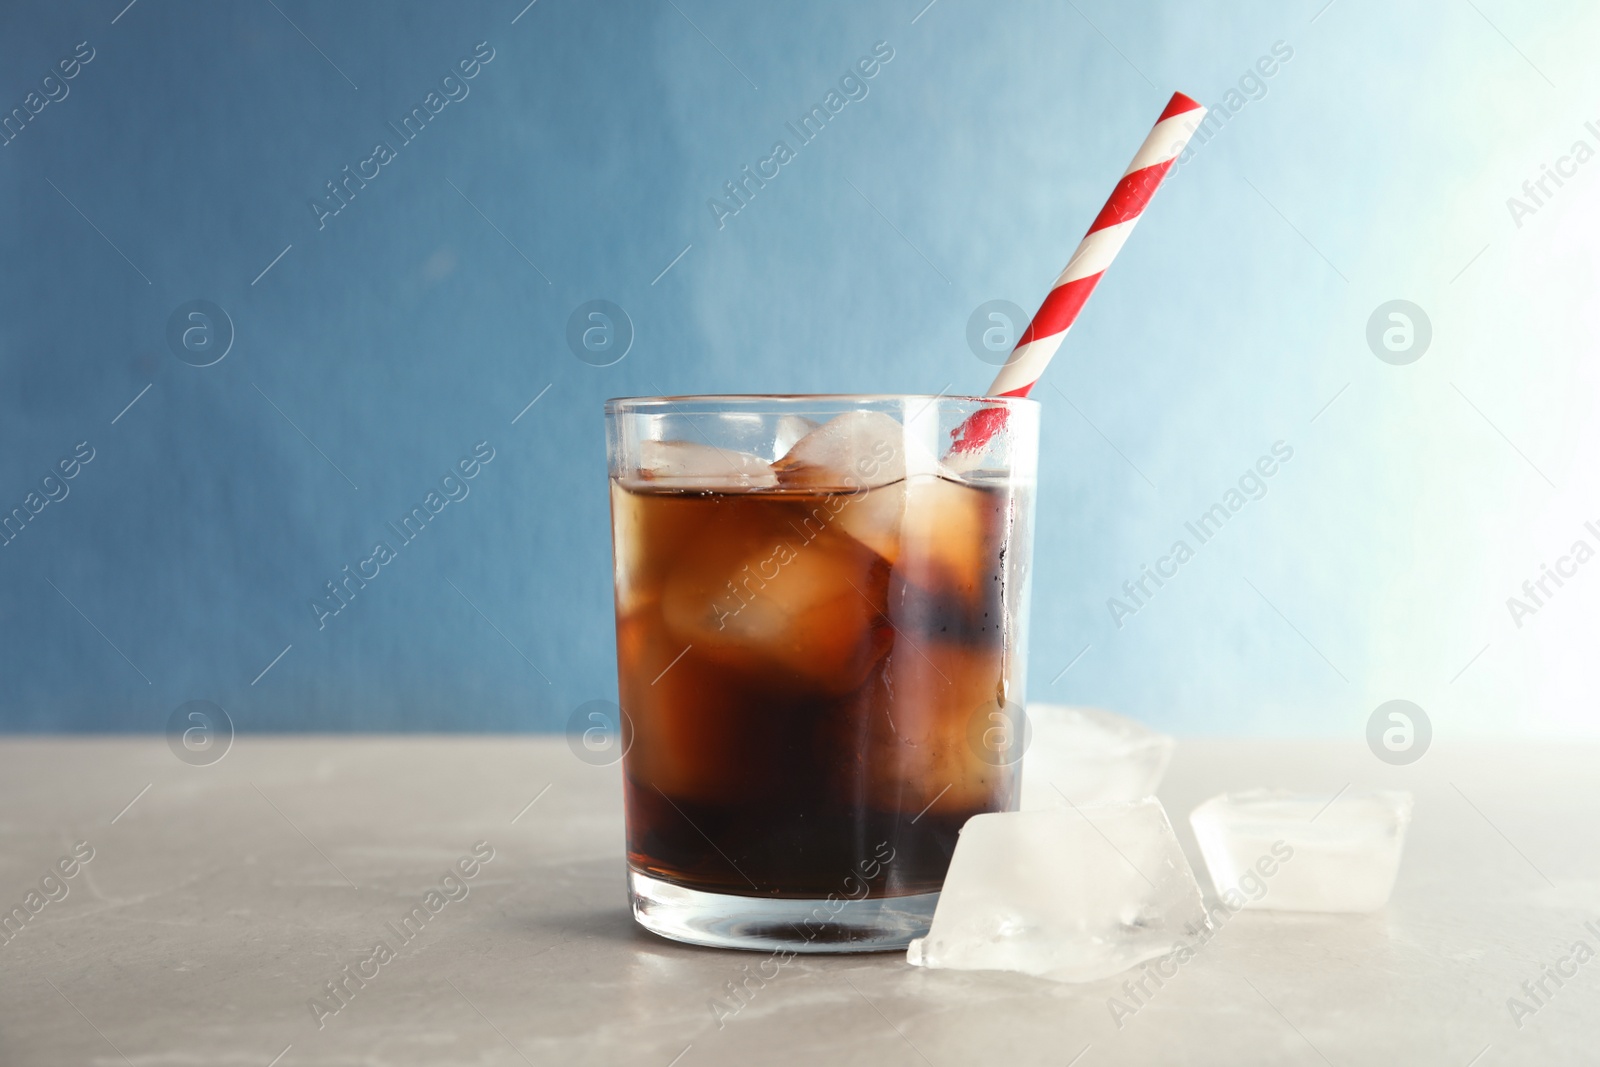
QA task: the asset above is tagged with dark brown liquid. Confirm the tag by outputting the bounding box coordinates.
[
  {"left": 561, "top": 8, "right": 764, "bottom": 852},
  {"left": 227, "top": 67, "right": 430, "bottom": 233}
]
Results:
[{"left": 611, "top": 475, "right": 1026, "bottom": 899}]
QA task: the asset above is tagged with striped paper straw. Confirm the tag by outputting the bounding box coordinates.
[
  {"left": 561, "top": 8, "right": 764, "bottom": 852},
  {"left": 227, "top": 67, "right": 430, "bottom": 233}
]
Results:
[{"left": 986, "top": 91, "right": 1207, "bottom": 398}]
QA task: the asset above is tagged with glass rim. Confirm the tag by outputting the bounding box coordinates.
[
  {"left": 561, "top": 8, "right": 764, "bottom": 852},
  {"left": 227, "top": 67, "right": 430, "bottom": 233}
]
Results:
[{"left": 605, "top": 393, "right": 1041, "bottom": 415}]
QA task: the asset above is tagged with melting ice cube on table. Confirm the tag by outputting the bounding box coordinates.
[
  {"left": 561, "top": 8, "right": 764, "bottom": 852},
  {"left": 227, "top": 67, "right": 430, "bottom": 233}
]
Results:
[
  {"left": 907, "top": 800, "right": 1210, "bottom": 983},
  {"left": 1188, "top": 789, "right": 1413, "bottom": 913},
  {"left": 1020, "top": 705, "right": 1175, "bottom": 810}
]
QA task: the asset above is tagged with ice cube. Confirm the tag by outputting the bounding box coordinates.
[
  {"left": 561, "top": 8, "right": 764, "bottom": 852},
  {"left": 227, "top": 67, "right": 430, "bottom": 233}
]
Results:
[
  {"left": 634, "top": 439, "right": 776, "bottom": 488},
  {"left": 771, "top": 414, "right": 819, "bottom": 459},
  {"left": 1020, "top": 706, "right": 1175, "bottom": 810},
  {"left": 907, "top": 800, "right": 1210, "bottom": 983},
  {"left": 830, "top": 480, "right": 905, "bottom": 561},
  {"left": 836, "top": 640, "right": 1010, "bottom": 819},
  {"left": 774, "top": 411, "right": 939, "bottom": 489},
  {"left": 834, "top": 472, "right": 1001, "bottom": 603},
  {"left": 1188, "top": 789, "right": 1413, "bottom": 913},
  {"left": 610, "top": 475, "right": 727, "bottom": 615},
  {"left": 610, "top": 482, "right": 651, "bottom": 615},
  {"left": 659, "top": 512, "right": 889, "bottom": 697},
  {"left": 617, "top": 609, "right": 783, "bottom": 803},
  {"left": 776, "top": 414, "right": 981, "bottom": 571}
]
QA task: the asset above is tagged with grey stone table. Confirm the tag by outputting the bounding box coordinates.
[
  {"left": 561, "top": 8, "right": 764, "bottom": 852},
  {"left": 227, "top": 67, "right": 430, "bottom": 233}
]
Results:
[{"left": 1, "top": 736, "right": 1595, "bottom": 1066}]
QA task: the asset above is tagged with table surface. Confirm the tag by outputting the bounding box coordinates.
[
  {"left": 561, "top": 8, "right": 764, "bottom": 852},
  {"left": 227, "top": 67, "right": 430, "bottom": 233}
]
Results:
[{"left": 0, "top": 736, "right": 1595, "bottom": 1067}]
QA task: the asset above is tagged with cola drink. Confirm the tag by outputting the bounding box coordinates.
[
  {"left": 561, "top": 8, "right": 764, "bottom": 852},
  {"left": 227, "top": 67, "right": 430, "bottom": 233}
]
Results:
[{"left": 606, "top": 398, "right": 1036, "bottom": 949}]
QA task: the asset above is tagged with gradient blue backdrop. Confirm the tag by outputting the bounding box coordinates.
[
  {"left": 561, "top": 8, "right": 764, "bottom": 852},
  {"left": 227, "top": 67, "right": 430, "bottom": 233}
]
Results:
[{"left": 3, "top": 0, "right": 1595, "bottom": 736}]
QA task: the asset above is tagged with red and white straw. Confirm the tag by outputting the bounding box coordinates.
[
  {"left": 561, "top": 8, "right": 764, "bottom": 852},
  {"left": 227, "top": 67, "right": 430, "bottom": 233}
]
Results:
[{"left": 985, "top": 92, "right": 1207, "bottom": 399}]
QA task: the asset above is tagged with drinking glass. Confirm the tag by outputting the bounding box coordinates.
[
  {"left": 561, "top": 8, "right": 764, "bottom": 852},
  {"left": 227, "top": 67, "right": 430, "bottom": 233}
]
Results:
[{"left": 606, "top": 394, "right": 1038, "bottom": 951}]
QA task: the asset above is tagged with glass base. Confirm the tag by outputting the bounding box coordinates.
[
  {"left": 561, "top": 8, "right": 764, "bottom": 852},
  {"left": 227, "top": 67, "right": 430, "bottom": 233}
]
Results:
[{"left": 628, "top": 869, "right": 938, "bottom": 953}]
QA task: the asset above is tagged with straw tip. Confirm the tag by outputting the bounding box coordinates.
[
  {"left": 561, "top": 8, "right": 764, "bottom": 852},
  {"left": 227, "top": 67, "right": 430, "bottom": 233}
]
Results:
[{"left": 1160, "top": 91, "right": 1205, "bottom": 120}]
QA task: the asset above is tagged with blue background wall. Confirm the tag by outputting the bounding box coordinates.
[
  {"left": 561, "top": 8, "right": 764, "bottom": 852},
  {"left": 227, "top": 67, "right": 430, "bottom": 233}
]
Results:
[{"left": 2, "top": 0, "right": 1596, "bottom": 736}]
